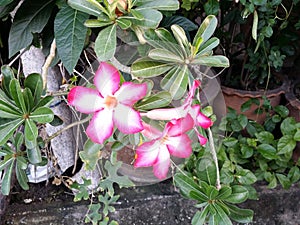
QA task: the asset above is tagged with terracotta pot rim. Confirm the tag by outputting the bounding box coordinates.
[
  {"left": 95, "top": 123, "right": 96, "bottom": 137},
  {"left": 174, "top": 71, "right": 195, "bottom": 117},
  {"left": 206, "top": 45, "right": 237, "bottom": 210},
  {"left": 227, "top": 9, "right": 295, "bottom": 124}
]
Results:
[{"left": 221, "top": 77, "right": 289, "bottom": 98}]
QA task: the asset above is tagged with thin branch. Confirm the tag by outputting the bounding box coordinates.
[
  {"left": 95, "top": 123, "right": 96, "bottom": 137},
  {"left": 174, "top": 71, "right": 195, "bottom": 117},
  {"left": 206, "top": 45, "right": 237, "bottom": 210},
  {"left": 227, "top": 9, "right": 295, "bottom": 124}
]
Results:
[
  {"left": 110, "top": 56, "right": 132, "bottom": 75},
  {"left": 42, "top": 39, "right": 56, "bottom": 89},
  {"left": 207, "top": 127, "right": 221, "bottom": 190}
]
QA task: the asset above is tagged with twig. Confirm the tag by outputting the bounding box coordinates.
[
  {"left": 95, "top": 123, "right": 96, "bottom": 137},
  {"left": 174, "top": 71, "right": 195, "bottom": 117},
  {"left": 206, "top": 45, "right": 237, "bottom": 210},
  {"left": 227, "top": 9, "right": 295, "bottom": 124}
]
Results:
[
  {"left": 42, "top": 39, "right": 56, "bottom": 89},
  {"left": 45, "top": 115, "right": 91, "bottom": 144},
  {"left": 207, "top": 127, "right": 221, "bottom": 190},
  {"left": 110, "top": 56, "right": 132, "bottom": 75}
]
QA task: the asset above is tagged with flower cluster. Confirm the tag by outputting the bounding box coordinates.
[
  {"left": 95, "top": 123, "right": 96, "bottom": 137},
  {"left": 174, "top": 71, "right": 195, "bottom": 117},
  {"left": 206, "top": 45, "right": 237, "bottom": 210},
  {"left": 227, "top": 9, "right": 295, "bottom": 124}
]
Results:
[{"left": 68, "top": 62, "right": 213, "bottom": 179}]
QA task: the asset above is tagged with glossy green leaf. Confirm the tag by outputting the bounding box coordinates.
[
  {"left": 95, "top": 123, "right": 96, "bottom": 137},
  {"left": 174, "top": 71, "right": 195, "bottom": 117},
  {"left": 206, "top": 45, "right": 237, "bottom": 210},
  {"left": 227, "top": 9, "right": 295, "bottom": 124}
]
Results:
[
  {"left": 160, "top": 65, "right": 189, "bottom": 100},
  {"left": 227, "top": 204, "right": 253, "bottom": 223},
  {"left": 132, "top": 9, "right": 162, "bottom": 28},
  {"left": 192, "top": 206, "right": 209, "bottom": 225},
  {"left": 277, "top": 135, "right": 296, "bottom": 155},
  {"left": 171, "top": 24, "right": 190, "bottom": 57},
  {"left": 16, "top": 163, "right": 29, "bottom": 191},
  {"left": 131, "top": 58, "right": 173, "bottom": 78},
  {"left": 257, "top": 144, "right": 277, "bottom": 160},
  {"left": 80, "top": 139, "right": 103, "bottom": 170},
  {"left": 16, "top": 156, "right": 28, "bottom": 170},
  {"left": 0, "top": 118, "right": 24, "bottom": 146},
  {"left": 236, "top": 168, "right": 257, "bottom": 185},
  {"left": 24, "top": 73, "right": 43, "bottom": 105},
  {"left": 95, "top": 24, "right": 117, "bottom": 61},
  {"left": 35, "top": 96, "right": 54, "bottom": 109},
  {"left": 54, "top": 5, "right": 89, "bottom": 73},
  {"left": 30, "top": 107, "right": 54, "bottom": 123},
  {"left": 276, "top": 173, "right": 291, "bottom": 189},
  {"left": 214, "top": 203, "right": 233, "bottom": 225},
  {"left": 280, "top": 117, "right": 297, "bottom": 135},
  {"left": 192, "top": 15, "right": 217, "bottom": 47},
  {"left": 197, "top": 157, "right": 217, "bottom": 186},
  {"left": 136, "top": 91, "right": 172, "bottom": 110},
  {"left": 1, "top": 65, "right": 14, "bottom": 96},
  {"left": 1, "top": 159, "right": 14, "bottom": 195},
  {"left": 9, "top": 79, "right": 26, "bottom": 113},
  {"left": 288, "top": 166, "right": 300, "bottom": 183},
  {"left": 0, "top": 99, "right": 22, "bottom": 118},
  {"left": 226, "top": 185, "right": 249, "bottom": 204},
  {"left": 0, "top": 0, "right": 18, "bottom": 19},
  {"left": 174, "top": 173, "right": 208, "bottom": 201},
  {"left": 24, "top": 119, "right": 38, "bottom": 142},
  {"left": 192, "top": 55, "right": 230, "bottom": 68},
  {"left": 116, "top": 18, "right": 132, "bottom": 29},
  {"left": 0, "top": 157, "right": 14, "bottom": 172},
  {"left": 68, "top": 0, "right": 104, "bottom": 17},
  {"left": 135, "top": 0, "right": 179, "bottom": 11},
  {"left": 294, "top": 129, "right": 300, "bottom": 141},
  {"left": 8, "top": 0, "right": 54, "bottom": 57},
  {"left": 255, "top": 131, "right": 274, "bottom": 144},
  {"left": 217, "top": 186, "right": 232, "bottom": 200},
  {"left": 23, "top": 88, "right": 34, "bottom": 113},
  {"left": 148, "top": 48, "right": 184, "bottom": 63},
  {"left": 27, "top": 145, "right": 42, "bottom": 164}
]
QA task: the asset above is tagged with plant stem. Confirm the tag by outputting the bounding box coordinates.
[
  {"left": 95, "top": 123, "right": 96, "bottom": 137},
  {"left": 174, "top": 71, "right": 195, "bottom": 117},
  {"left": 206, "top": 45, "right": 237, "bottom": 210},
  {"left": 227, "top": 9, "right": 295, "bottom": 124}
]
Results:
[
  {"left": 45, "top": 115, "right": 91, "bottom": 143},
  {"left": 207, "top": 127, "right": 221, "bottom": 190},
  {"left": 110, "top": 56, "right": 132, "bottom": 76},
  {"left": 42, "top": 39, "right": 56, "bottom": 89}
]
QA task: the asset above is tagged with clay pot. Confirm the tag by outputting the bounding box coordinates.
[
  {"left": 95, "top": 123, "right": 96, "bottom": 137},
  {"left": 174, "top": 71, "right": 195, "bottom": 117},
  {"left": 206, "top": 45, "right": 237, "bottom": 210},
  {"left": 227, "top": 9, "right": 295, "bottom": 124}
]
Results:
[{"left": 221, "top": 78, "right": 288, "bottom": 124}]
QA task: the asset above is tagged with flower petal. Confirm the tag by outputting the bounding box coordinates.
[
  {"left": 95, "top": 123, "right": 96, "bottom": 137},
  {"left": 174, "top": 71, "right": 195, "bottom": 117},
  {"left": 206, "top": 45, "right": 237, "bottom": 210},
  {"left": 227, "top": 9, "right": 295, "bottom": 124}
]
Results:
[
  {"left": 94, "top": 62, "right": 120, "bottom": 97},
  {"left": 166, "top": 134, "right": 192, "bottom": 158},
  {"left": 134, "top": 140, "right": 160, "bottom": 167},
  {"left": 153, "top": 145, "right": 171, "bottom": 180},
  {"left": 141, "top": 122, "right": 162, "bottom": 140},
  {"left": 86, "top": 109, "right": 114, "bottom": 144},
  {"left": 145, "top": 107, "right": 186, "bottom": 121},
  {"left": 184, "top": 80, "right": 201, "bottom": 106},
  {"left": 166, "top": 114, "right": 194, "bottom": 137},
  {"left": 67, "top": 86, "right": 103, "bottom": 113},
  {"left": 196, "top": 111, "right": 213, "bottom": 129},
  {"left": 115, "top": 82, "right": 147, "bottom": 106},
  {"left": 194, "top": 127, "right": 208, "bottom": 145},
  {"left": 113, "top": 104, "right": 143, "bottom": 134}
]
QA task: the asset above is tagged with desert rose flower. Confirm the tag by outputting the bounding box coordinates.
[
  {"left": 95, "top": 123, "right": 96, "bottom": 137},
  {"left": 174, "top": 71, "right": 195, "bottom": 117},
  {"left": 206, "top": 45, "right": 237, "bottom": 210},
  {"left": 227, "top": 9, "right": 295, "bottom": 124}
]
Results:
[
  {"left": 134, "top": 114, "right": 194, "bottom": 179},
  {"left": 68, "top": 62, "right": 147, "bottom": 144}
]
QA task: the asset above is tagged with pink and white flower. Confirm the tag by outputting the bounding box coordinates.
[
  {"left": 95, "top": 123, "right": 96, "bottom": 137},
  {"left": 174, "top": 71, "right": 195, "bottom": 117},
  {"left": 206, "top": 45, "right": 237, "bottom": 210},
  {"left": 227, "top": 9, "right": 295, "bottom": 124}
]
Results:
[
  {"left": 134, "top": 114, "right": 194, "bottom": 180},
  {"left": 142, "top": 80, "right": 213, "bottom": 145},
  {"left": 68, "top": 62, "right": 147, "bottom": 144}
]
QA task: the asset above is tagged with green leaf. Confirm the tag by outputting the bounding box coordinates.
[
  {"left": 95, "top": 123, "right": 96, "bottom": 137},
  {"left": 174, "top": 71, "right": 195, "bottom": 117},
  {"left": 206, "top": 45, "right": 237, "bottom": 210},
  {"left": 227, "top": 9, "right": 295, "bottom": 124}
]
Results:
[
  {"left": 0, "top": 0, "right": 18, "bottom": 19},
  {"left": 0, "top": 0, "right": 14, "bottom": 6},
  {"left": 136, "top": 91, "right": 172, "bottom": 110},
  {"left": 171, "top": 24, "right": 190, "bottom": 57},
  {"left": 84, "top": 19, "right": 113, "bottom": 28},
  {"left": 226, "top": 185, "right": 249, "bottom": 204},
  {"left": 197, "top": 37, "right": 220, "bottom": 56},
  {"left": 24, "top": 119, "right": 38, "bottom": 142},
  {"left": 27, "top": 145, "right": 42, "bottom": 164},
  {"left": 35, "top": 96, "right": 54, "bottom": 109},
  {"left": 135, "top": 0, "right": 179, "bottom": 11},
  {"left": 132, "top": 9, "right": 162, "bottom": 28},
  {"left": 68, "top": 0, "right": 104, "bottom": 17},
  {"left": 8, "top": 0, "right": 54, "bottom": 57},
  {"left": 192, "top": 15, "right": 217, "bottom": 47},
  {"left": 294, "top": 129, "right": 300, "bottom": 141},
  {"left": 23, "top": 88, "right": 34, "bottom": 113},
  {"left": 274, "top": 105, "right": 289, "bottom": 118},
  {"left": 95, "top": 24, "right": 117, "bottom": 61},
  {"left": 9, "top": 79, "right": 26, "bottom": 113},
  {"left": 0, "top": 98, "right": 22, "bottom": 118},
  {"left": 149, "top": 48, "right": 184, "bottom": 63},
  {"left": 288, "top": 166, "right": 300, "bottom": 183},
  {"left": 1, "top": 159, "right": 14, "bottom": 195},
  {"left": 116, "top": 18, "right": 131, "bottom": 29},
  {"left": 276, "top": 173, "right": 291, "bottom": 189},
  {"left": 1, "top": 65, "right": 14, "bottom": 96},
  {"left": 236, "top": 168, "right": 257, "bottom": 185},
  {"left": 277, "top": 135, "right": 296, "bottom": 155},
  {"left": 227, "top": 204, "right": 253, "bottom": 223},
  {"left": 192, "top": 206, "right": 209, "bottom": 225},
  {"left": 24, "top": 73, "right": 43, "bottom": 105},
  {"left": 174, "top": 173, "right": 208, "bottom": 201},
  {"left": 0, "top": 157, "right": 14, "bottom": 172},
  {"left": 213, "top": 203, "right": 233, "bottom": 225},
  {"left": 131, "top": 58, "right": 173, "bottom": 78},
  {"left": 160, "top": 65, "right": 189, "bottom": 100},
  {"left": 0, "top": 118, "right": 24, "bottom": 146},
  {"left": 257, "top": 143, "right": 277, "bottom": 160},
  {"left": 280, "top": 117, "right": 297, "bottom": 135},
  {"left": 80, "top": 139, "right": 103, "bottom": 170},
  {"left": 256, "top": 131, "right": 274, "bottom": 144},
  {"left": 192, "top": 55, "right": 230, "bottom": 68},
  {"left": 197, "top": 157, "right": 217, "bottom": 186},
  {"left": 16, "top": 163, "right": 29, "bottom": 191},
  {"left": 30, "top": 107, "right": 54, "bottom": 123},
  {"left": 217, "top": 186, "right": 232, "bottom": 200},
  {"left": 54, "top": 5, "right": 89, "bottom": 73}
]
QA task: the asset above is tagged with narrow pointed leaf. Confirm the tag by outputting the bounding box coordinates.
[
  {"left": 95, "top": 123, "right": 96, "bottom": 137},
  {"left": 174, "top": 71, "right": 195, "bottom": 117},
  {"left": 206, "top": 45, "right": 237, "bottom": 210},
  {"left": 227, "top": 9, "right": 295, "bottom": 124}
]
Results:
[
  {"left": 149, "top": 48, "right": 184, "bottom": 63},
  {"left": 192, "top": 55, "right": 229, "bottom": 68},
  {"left": 160, "top": 65, "right": 189, "bottom": 100},
  {"left": 192, "top": 206, "right": 209, "bottom": 225},
  {"left": 1, "top": 160, "right": 14, "bottom": 195},
  {"left": 23, "top": 88, "right": 34, "bottom": 113},
  {"left": 24, "top": 73, "right": 43, "bottom": 105},
  {"left": 197, "top": 157, "right": 217, "bottom": 186},
  {"left": 55, "top": 5, "right": 89, "bottom": 73},
  {"left": 68, "top": 0, "right": 104, "bottom": 17},
  {"left": 84, "top": 19, "right": 113, "bottom": 28},
  {"left": 9, "top": 79, "right": 26, "bottom": 113},
  {"left": 214, "top": 203, "right": 233, "bottom": 225},
  {"left": 95, "top": 24, "right": 117, "bottom": 61},
  {"left": 0, "top": 118, "right": 24, "bottom": 145},
  {"left": 30, "top": 107, "right": 54, "bottom": 123},
  {"left": 16, "top": 163, "right": 29, "bottom": 190},
  {"left": 227, "top": 204, "right": 253, "bottom": 223},
  {"left": 136, "top": 91, "right": 172, "bottom": 110},
  {"left": 192, "top": 15, "right": 217, "bottom": 47},
  {"left": 8, "top": 0, "right": 54, "bottom": 57},
  {"left": 131, "top": 58, "right": 172, "bottom": 78},
  {"left": 171, "top": 24, "right": 190, "bottom": 57},
  {"left": 0, "top": 99, "right": 22, "bottom": 118},
  {"left": 197, "top": 37, "right": 220, "bottom": 55},
  {"left": 135, "top": 0, "right": 179, "bottom": 11}
]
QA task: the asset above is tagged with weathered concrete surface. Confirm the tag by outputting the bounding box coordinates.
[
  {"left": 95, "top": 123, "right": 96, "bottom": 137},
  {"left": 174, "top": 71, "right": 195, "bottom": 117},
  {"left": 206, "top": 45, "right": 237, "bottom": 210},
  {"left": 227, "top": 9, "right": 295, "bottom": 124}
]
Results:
[{"left": 2, "top": 181, "right": 300, "bottom": 225}]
